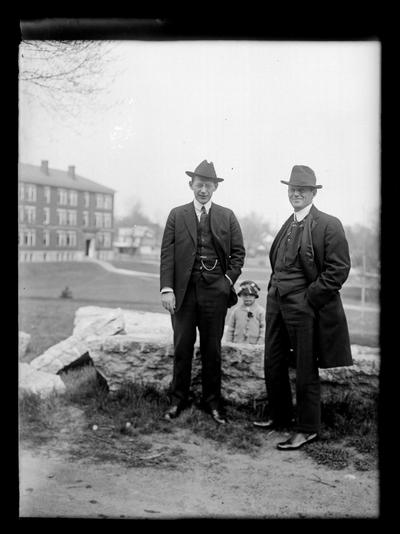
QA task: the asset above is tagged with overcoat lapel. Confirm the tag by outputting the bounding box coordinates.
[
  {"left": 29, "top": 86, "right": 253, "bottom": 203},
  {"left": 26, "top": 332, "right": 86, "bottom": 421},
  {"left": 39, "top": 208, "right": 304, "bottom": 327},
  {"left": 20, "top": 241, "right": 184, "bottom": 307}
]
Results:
[
  {"left": 299, "top": 205, "right": 319, "bottom": 281},
  {"left": 269, "top": 215, "right": 293, "bottom": 267},
  {"left": 183, "top": 203, "right": 197, "bottom": 247}
]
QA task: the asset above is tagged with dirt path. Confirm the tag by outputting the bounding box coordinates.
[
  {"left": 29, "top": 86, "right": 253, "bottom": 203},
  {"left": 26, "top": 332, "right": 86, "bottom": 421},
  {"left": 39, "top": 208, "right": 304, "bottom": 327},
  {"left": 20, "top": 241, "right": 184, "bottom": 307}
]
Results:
[{"left": 19, "top": 426, "right": 379, "bottom": 519}]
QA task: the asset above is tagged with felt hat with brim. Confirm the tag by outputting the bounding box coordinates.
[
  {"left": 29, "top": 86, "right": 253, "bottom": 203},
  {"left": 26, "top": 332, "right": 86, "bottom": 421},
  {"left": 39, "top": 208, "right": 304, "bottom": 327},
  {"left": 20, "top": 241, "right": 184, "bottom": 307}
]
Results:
[
  {"left": 281, "top": 165, "right": 322, "bottom": 189},
  {"left": 238, "top": 280, "right": 260, "bottom": 298},
  {"left": 186, "top": 160, "right": 224, "bottom": 182}
]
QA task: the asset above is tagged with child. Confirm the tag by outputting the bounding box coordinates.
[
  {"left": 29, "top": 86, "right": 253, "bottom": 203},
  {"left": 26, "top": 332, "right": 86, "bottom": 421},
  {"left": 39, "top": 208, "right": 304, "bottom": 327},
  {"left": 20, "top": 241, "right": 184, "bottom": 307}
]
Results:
[{"left": 225, "top": 280, "right": 265, "bottom": 344}]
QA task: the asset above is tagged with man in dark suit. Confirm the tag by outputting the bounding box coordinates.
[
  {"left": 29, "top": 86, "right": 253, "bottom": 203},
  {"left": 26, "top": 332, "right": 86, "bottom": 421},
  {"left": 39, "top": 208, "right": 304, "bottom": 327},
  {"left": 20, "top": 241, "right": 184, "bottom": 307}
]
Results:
[
  {"left": 160, "top": 160, "right": 245, "bottom": 424},
  {"left": 253, "top": 165, "right": 353, "bottom": 449}
]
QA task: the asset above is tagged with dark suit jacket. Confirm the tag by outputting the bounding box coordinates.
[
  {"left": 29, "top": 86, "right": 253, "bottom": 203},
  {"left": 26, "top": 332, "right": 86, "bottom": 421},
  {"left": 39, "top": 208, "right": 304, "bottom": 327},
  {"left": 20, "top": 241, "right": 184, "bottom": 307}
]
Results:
[
  {"left": 269, "top": 204, "right": 353, "bottom": 368},
  {"left": 160, "top": 202, "right": 245, "bottom": 313}
]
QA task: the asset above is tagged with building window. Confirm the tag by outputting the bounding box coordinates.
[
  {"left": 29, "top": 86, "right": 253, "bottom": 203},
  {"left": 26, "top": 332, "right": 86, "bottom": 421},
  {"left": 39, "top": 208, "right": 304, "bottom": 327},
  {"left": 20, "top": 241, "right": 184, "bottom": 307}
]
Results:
[
  {"left": 104, "top": 195, "right": 112, "bottom": 210},
  {"left": 19, "top": 183, "right": 25, "bottom": 201},
  {"left": 94, "top": 212, "right": 103, "bottom": 228},
  {"left": 26, "top": 184, "right": 37, "bottom": 202},
  {"left": 57, "top": 188, "right": 68, "bottom": 205},
  {"left": 67, "top": 231, "right": 77, "bottom": 247},
  {"left": 22, "top": 230, "right": 36, "bottom": 246},
  {"left": 96, "top": 194, "right": 104, "bottom": 209},
  {"left": 43, "top": 230, "right": 50, "bottom": 247},
  {"left": 84, "top": 192, "right": 90, "bottom": 208},
  {"left": 69, "top": 190, "right": 78, "bottom": 206},
  {"left": 44, "top": 186, "right": 51, "bottom": 203},
  {"left": 103, "top": 213, "right": 112, "bottom": 229},
  {"left": 57, "top": 209, "right": 67, "bottom": 225},
  {"left": 19, "top": 205, "right": 24, "bottom": 222},
  {"left": 83, "top": 211, "right": 89, "bottom": 227},
  {"left": 25, "top": 206, "right": 36, "bottom": 223},
  {"left": 67, "top": 210, "right": 77, "bottom": 226},
  {"left": 56, "top": 230, "right": 67, "bottom": 247},
  {"left": 103, "top": 232, "right": 111, "bottom": 248},
  {"left": 43, "top": 207, "right": 50, "bottom": 225}
]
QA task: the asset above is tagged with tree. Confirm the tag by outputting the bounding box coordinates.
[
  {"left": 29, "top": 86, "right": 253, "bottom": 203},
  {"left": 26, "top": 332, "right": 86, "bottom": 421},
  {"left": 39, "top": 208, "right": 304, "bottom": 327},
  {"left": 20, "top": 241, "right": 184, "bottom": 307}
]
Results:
[
  {"left": 19, "top": 40, "right": 117, "bottom": 120},
  {"left": 116, "top": 200, "right": 157, "bottom": 227},
  {"left": 115, "top": 201, "right": 163, "bottom": 244},
  {"left": 238, "top": 212, "right": 274, "bottom": 257},
  {"left": 344, "top": 223, "right": 380, "bottom": 273}
]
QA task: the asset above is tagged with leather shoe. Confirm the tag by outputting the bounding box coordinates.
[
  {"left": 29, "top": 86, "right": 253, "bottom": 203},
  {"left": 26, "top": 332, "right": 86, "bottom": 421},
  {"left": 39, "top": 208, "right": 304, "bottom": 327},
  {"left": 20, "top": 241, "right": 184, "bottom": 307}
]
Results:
[
  {"left": 164, "top": 404, "right": 181, "bottom": 421},
  {"left": 276, "top": 432, "right": 318, "bottom": 450},
  {"left": 211, "top": 409, "right": 227, "bottom": 425},
  {"left": 253, "top": 418, "right": 275, "bottom": 429},
  {"left": 253, "top": 417, "right": 294, "bottom": 429}
]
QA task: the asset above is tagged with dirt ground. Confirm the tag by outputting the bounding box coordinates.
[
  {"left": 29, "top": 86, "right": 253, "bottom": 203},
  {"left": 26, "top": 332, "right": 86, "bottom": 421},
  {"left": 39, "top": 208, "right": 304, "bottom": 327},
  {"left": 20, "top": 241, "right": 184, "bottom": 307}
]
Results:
[{"left": 19, "top": 407, "right": 379, "bottom": 519}]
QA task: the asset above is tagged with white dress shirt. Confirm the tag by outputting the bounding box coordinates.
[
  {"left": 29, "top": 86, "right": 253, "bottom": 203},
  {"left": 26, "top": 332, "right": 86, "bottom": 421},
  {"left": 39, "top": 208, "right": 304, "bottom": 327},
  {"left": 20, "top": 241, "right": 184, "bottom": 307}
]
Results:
[
  {"left": 294, "top": 202, "right": 313, "bottom": 222},
  {"left": 193, "top": 198, "right": 212, "bottom": 220}
]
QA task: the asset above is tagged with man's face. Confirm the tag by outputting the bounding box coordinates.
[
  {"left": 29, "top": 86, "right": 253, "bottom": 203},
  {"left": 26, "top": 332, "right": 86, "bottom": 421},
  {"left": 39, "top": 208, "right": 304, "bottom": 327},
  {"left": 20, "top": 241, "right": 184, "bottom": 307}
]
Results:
[
  {"left": 288, "top": 186, "right": 316, "bottom": 212},
  {"left": 190, "top": 177, "right": 218, "bottom": 204}
]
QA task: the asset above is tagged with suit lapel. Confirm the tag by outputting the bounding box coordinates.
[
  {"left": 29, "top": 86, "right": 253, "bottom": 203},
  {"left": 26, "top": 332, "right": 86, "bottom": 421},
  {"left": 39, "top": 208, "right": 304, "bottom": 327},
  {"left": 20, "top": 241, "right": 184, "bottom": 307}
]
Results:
[
  {"left": 209, "top": 204, "right": 227, "bottom": 268},
  {"left": 209, "top": 205, "right": 222, "bottom": 246},
  {"left": 183, "top": 202, "right": 197, "bottom": 246}
]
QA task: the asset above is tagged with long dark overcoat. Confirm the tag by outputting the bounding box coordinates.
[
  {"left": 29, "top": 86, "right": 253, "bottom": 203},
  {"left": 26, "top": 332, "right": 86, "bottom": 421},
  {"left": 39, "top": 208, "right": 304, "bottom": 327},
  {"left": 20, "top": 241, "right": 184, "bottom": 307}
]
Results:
[
  {"left": 160, "top": 202, "right": 245, "bottom": 313},
  {"left": 268, "top": 204, "right": 353, "bottom": 368}
]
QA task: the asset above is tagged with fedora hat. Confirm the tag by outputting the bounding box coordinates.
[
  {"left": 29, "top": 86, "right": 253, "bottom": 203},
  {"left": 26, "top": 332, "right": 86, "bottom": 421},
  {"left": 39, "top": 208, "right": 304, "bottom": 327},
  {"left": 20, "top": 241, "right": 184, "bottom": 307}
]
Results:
[
  {"left": 281, "top": 165, "right": 322, "bottom": 189},
  {"left": 186, "top": 160, "right": 224, "bottom": 182}
]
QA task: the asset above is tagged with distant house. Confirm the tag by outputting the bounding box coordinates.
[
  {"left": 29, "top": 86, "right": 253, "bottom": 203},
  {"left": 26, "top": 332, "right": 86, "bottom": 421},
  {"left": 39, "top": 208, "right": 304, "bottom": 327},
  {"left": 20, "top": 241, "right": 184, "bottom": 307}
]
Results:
[
  {"left": 114, "top": 225, "right": 157, "bottom": 256},
  {"left": 18, "top": 160, "right": 116, "bottom": 262}
]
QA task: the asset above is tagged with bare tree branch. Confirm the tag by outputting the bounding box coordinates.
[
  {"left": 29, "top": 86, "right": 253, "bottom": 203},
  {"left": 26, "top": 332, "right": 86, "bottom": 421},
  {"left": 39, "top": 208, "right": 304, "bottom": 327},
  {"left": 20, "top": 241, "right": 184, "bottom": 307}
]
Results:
[{"left": 19, "top": 40, "right": 119, "bottom": 120}]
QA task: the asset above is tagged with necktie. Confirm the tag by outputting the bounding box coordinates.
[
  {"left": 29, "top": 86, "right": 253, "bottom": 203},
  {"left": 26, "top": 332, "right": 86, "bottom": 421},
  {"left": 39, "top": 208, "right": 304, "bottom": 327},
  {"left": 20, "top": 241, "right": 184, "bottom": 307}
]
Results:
[
  {"left": 284, "top": 218, "right": 303, "bottom": 265},
  {"left": 199, "top": 206, "right": 207, "bottom": 230}
]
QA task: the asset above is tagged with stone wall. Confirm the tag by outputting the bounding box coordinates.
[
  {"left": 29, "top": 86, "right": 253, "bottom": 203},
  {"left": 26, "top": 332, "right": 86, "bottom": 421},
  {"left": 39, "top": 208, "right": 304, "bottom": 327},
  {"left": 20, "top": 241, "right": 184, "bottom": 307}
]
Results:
[
  {"left": 88, "top": 335, "right": 379, "bottom": 406},
  {"left": 26, "top": 306, "right": 380, "bottom": 406}
]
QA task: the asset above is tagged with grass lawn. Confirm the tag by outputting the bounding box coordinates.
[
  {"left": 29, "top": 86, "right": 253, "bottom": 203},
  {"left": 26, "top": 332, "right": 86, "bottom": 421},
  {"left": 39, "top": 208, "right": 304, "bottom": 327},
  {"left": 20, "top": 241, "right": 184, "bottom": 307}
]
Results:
[
  {"left": 18, "top": 262, "right": 168, "bottom": 360},
  {"left": 18, "top": 262, "right": 379, "bottom": 362},
  {"left": 19, "top": 262, "right": 162, "bottom": 307}
]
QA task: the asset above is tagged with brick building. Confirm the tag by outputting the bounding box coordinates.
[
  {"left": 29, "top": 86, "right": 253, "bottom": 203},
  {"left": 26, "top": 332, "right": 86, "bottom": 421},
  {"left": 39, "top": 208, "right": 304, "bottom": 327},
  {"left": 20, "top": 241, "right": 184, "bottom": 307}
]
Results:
[{"left": 18, "top": 160, "right": 116, "bottom": 262}]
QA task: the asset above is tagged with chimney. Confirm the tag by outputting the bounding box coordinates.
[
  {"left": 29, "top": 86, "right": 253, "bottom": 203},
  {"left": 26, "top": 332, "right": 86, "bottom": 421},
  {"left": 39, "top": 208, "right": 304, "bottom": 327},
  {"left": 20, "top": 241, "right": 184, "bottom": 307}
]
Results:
[
  {"left": 68, "top": 165, "right": 76, "bottom": 179},
  {"left": 41, "top": 160, "right": 49, "bottom": 175}
]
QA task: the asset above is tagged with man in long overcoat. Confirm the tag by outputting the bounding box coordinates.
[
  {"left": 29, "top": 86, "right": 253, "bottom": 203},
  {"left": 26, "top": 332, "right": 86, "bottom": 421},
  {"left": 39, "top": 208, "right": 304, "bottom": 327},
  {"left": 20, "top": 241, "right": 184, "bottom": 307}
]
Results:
[
  {"left": 160, "top": 160, "right": 245, "bottom": 424},
  {"left": 254, "top": 165, "right": 352, "bottom": 449}
]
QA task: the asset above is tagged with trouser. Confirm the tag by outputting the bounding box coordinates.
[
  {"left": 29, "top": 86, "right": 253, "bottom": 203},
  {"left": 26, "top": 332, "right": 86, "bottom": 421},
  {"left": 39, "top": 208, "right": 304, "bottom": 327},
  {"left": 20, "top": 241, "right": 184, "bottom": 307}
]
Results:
[
  {"left": 170, "top": 273, "right": 230, "bottom": 410},
  {"left": 264, "top": 286, "right": 321, "bottom": 434}
]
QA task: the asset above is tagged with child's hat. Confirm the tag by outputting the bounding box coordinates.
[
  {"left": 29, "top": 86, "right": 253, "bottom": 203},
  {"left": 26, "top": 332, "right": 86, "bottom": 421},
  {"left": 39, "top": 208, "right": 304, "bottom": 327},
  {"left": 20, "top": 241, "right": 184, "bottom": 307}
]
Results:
[{"left": 238, "top": 280, "right": 261, "bottom": 298}]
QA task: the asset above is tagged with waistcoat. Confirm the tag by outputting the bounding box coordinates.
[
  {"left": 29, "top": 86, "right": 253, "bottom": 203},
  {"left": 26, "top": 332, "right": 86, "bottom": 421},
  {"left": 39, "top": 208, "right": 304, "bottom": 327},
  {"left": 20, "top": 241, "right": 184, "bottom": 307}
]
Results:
[
  {"left": 192, "top": 210, "right": 223, "bottom": 278},
  {"left": 271, "top": 218, "right": 308, "bottom": 296}
]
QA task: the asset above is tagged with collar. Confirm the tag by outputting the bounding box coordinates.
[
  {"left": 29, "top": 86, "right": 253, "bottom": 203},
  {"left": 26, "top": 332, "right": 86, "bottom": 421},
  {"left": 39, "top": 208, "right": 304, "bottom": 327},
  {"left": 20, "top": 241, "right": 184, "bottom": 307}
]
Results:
[
  {"left": 193, "top": 198, "right": 212, "bottom": 215},
  {"left": 294, "top": 202, "right": 313, "bottom": 222}
]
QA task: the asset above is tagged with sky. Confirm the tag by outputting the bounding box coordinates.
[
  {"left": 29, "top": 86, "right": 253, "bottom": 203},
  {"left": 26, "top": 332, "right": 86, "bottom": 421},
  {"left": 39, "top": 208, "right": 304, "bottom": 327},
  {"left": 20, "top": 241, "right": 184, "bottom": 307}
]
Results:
[{"left": 19, "top": 40, "right": 380, "bottom": 232}]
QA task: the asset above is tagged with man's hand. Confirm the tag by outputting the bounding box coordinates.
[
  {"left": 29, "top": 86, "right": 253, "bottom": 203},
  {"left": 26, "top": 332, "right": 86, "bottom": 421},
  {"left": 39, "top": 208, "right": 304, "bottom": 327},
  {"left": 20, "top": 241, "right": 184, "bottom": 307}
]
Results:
[{"left": 161, "top": 291, "right": 176, "bottom": 315}]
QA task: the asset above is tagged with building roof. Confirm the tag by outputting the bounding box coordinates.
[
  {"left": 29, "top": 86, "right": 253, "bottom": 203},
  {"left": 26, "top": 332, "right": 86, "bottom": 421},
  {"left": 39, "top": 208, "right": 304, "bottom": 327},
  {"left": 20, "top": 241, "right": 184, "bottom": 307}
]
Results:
[{"left": 19, "top": 162, "right": 116, "bottom": 194}]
